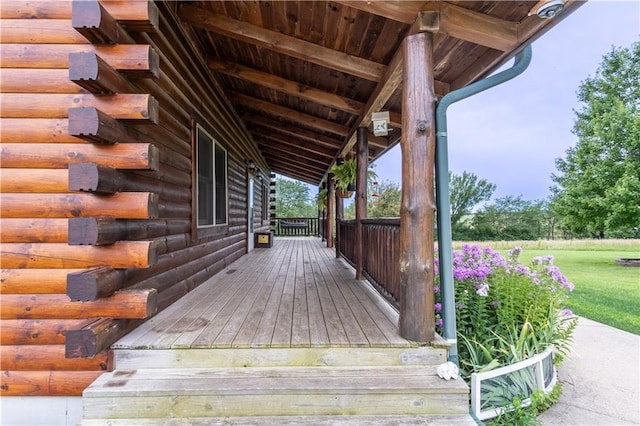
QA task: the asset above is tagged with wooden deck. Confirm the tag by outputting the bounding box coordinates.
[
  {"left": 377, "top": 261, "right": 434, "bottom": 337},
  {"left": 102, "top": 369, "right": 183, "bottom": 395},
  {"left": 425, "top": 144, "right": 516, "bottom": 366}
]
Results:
[{"left": 115, "top": 237, "right": 413, "bottom": 350}]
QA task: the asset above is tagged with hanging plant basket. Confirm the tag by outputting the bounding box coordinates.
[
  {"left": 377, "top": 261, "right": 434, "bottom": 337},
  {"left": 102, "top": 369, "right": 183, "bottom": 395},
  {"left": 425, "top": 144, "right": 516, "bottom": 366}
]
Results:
[
  {"left": 336, "top": 189, "right": 353, "bottom": 198},
  {"left": 330, "top": 159, "right": 376, "bottom": 200}
]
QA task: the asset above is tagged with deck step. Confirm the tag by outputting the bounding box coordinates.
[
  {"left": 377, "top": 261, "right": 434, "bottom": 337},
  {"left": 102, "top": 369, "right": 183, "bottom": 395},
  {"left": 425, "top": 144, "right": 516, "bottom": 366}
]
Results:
[
  {"left": 81, "top": 414, "right": 477, "bottom": 425},
  {"left": 113, "top": 346, "right": 447, "bottom": 369},
  {"left": 82, "top": 365, "right": 470, "bottom": 421}
]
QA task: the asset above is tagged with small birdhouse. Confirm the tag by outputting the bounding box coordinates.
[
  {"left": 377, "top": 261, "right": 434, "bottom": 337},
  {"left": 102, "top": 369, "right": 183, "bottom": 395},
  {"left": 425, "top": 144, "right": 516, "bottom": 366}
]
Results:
[{"left": 372, "top": 111, "right": 390, "bottom": 137}]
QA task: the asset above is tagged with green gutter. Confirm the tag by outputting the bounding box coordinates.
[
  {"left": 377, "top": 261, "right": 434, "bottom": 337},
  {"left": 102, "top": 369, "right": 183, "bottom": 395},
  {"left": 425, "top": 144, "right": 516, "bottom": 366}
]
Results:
[{"left": 435, "top": 45, "right": 533, "bottom": 364}]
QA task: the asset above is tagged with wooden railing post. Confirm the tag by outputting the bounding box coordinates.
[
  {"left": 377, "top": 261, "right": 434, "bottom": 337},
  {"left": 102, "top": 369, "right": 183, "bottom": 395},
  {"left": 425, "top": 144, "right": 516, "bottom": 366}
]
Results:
[
  {"left": 399, "top": 31, "right": 436, "bottom": 343},
  {"left": 326, "top": 174, "right": 334, "bottom": 248},
  {"left": 355, "top": 127, "right": 368, "bottom": 279}
]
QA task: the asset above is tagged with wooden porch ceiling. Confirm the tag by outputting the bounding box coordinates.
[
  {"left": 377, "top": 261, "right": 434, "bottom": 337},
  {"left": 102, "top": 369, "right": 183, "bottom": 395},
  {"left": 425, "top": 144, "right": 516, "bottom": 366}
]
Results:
[{"left": 177, "top": 1, "right": 583, "bottom": 185}]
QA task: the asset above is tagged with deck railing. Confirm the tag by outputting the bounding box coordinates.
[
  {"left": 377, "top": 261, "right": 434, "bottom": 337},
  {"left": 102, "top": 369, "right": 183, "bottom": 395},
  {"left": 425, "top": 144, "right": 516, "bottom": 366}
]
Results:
[
  {"left": 318, "top": 216, "right": 327, "bottom": 241},
  {"left": 273, "top": 217, "right": 319, "bottom": 236},
  {"left": 338, "top": 218, "right": 401, "bottom": 307}
]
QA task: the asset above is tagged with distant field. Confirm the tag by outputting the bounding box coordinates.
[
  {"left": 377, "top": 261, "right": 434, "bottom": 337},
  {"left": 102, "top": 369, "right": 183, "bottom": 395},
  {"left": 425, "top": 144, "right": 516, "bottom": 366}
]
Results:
[
  {"left": 454, "top": 239, "right": 640, "bottom": 252},
  {"left": 453, "top": 240, "right": 640, "bottom": 335}
]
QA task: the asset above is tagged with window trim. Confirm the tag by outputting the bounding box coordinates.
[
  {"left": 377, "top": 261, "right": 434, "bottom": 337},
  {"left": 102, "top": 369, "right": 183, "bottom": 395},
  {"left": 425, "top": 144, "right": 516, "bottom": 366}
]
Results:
[
  {"left": 191, "top": 117, "right": 229, "bottom": 241},
  {"left": 261, "top": 180, "right": 270, "bottom": 224}
]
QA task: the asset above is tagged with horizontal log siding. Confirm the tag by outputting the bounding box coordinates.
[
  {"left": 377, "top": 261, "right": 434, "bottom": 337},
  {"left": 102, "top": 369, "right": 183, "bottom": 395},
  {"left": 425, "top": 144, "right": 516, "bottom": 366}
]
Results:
[{"left": 0, "top": 1, "right": 268, "bottom": 397}]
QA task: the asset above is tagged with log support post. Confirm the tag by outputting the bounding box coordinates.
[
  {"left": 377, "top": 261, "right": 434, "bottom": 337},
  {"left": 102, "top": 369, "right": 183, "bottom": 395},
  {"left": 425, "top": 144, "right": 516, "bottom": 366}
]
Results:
[
  {"left": 326, "top": 174, "right": 335, "bottom": 248},
  {"left": 399, "top": 31, "right": 437, "bottom": 343},
  {"left": 355, "top": 127, "right": 368, "bottom": 279}
]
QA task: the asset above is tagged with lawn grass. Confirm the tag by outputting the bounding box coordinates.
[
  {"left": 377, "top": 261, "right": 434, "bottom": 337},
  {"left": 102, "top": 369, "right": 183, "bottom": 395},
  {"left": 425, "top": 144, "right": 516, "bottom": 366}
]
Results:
[
  {"left": 453, "top": 240, "right": 640, "bottom": 335},
  {"left": 520, "top": 249, "right": 639, "bottom": 335}
]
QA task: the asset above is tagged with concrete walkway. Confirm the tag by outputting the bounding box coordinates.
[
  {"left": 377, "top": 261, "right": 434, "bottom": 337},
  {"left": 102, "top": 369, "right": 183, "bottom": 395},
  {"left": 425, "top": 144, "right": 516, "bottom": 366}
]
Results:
[{"left": 539, "top": 317, "right": 640, "bottom": 425}]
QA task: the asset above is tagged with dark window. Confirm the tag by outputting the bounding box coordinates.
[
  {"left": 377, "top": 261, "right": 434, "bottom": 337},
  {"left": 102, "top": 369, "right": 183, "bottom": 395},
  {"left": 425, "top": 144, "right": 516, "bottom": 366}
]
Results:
[
  {"left": 262, "top": 182, "right": 269, "bottom": 222},
  {"left": 215, "top": 143, "right": 227, "bottom": 225},
  {"left": 196, "top": 125, "right": 227, "bottom": 228}
]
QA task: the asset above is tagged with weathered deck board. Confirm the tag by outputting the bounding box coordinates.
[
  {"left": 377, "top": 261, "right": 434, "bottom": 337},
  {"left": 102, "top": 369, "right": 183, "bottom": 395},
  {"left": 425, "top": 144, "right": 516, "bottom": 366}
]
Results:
[{"left": 115, "top": 237, "right": 413, "bottom": 349}]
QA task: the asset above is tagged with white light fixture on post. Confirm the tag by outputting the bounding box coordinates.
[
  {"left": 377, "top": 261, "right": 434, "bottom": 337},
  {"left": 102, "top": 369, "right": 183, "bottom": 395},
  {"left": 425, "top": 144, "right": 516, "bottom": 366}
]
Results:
[{"left": 372, "top": 111, "right": 390, "bottom": 137}]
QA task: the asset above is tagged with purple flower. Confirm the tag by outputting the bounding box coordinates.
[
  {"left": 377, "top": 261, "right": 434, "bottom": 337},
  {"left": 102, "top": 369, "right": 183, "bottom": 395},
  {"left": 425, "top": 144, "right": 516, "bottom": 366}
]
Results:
[
  {"left": 434, "top": 302, "right": 442, "bottom": 313},
  {"left": 434, "top": 285, "right": 440, "bottom": 294},
  {"left": 507, "top": 246, "right": 522, "bottom": 257},
  {"left": 436, "top": 318, "right": 443, "bottom": 327},
  {"left": 562, "top": 308, "right": 574, "bottom": 317}
]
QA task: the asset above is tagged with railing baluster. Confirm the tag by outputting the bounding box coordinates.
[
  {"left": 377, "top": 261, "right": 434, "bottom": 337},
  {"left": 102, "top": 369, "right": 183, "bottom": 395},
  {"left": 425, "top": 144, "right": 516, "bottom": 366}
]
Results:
[{"left": 338, "top": 218, "right": 401, "bottom": 307}]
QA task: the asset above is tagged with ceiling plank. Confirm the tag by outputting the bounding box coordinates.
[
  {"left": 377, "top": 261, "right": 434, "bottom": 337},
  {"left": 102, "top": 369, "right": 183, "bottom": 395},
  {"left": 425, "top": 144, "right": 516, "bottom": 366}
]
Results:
[
  {"left": 208, "top": 59, "right": 365, "bottom": 115},
  {"left": 253, "top": 131, "right": 337, "bottom": 159},
  {"left": 178, "top": 3, "right": 386, "bottom": 82},
  {"left": 265, "top": 155, "right": 326, "bottom": 177},
  {"left": 256, "top": 140, "right": 332, "bottom": 167},
  {"left": 247, "top": 113, "right": 390, "bottom": 152},
  {"left": 229, "top": 92, "right": 350, "bottom": 137},
  {"left": 244, "top": 114, "right": 343, "bottom": 150},
  {"left": 269, "top": 164, "right": 323, "bottom": 185}
]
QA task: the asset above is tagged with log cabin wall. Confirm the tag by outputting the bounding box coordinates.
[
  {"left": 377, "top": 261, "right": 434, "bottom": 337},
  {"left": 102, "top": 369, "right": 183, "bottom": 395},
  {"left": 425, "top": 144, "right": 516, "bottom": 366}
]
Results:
[{"left": 0, "top": 0, "right": 269, "bottom": 397}]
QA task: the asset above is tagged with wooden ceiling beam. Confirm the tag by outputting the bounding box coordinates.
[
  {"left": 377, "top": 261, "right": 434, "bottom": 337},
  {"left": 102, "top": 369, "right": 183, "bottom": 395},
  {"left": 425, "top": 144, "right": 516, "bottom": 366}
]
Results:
[
  {"left": 246, "top": 113, "right": 390, "bottom": 154},
  {"left": 229, "top": 92, "right": 350, "bottom": 137},
  {"left": 335, "top": 1, "right": 427, "bottom": 24},
  {"left": 244, "top": 114, "right": 343, "bottom": 150},
  {"left": 268, "top": 161, "right": 323, "bottom": 185},
  {"left": 256, "top": 140, "right": 331, "bottom": 167},
  {"left": 420, "top": 3, "right": 518, "bottom": 52},
  {"left": 209, "top": 59, "right": 364, "bottom": 115},
  {"left": 340, "top": 1, "right": 518, "bottom": 52},
  {"left": 178, "top": 3, "right": 385, "bottom": 82},
  {"left": 256, "top": 126, "right": 378, "bottom": 164},
  {"left": 265, "top": 155, "right": 326, "bottom": 177},
  {"left": 389, "top": 111, "right": 402, "bottom": 128},
  {"left": 250, "top": 128, "right": 338, "bottom": 158}
]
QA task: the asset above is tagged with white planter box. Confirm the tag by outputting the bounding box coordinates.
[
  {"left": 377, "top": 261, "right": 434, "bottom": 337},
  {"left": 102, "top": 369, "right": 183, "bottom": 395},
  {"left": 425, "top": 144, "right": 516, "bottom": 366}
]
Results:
[{"left": 471, "top": 347, "right": 556, "bottom": 420}]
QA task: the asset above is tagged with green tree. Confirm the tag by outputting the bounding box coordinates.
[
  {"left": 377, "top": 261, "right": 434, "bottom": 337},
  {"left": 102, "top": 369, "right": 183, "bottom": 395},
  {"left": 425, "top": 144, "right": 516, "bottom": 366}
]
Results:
[
  {"left": 449, "top": 171, "right": 496, "bottom": 228},
  {"left": 368, "top": 180, "right": 401, "bottom": 218},
  {"left": 470, "top": 196, "right": 547, "bottom": 241},
  {"left": 275, "top": 178, "right": 315, "bottom": 218},
  {"left": 551, "top": 42, "right": 640, "bottom": 238}
]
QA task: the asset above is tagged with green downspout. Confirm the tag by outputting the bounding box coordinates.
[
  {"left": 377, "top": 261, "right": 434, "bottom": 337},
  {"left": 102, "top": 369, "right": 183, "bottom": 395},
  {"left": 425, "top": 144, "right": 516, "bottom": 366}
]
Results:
[{"left": 435, "top": 45, "right": 533, "bottom": 365}]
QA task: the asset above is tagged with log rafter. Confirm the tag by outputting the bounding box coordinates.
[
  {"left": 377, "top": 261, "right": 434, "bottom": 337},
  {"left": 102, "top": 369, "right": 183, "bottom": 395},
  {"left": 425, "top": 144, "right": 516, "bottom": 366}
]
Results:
[
  {"left": 208, "top": 59, "right": 365, "bottom": 115},
  {"left": 179, "top": 4, "right": 385, "bottom": 83}
]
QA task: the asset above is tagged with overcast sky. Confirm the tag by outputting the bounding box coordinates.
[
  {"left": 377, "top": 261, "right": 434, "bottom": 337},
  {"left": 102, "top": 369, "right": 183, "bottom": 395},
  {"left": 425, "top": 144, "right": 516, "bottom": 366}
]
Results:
[{"left": 373, "top": 0, "right": 640, "bottom": 203}]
